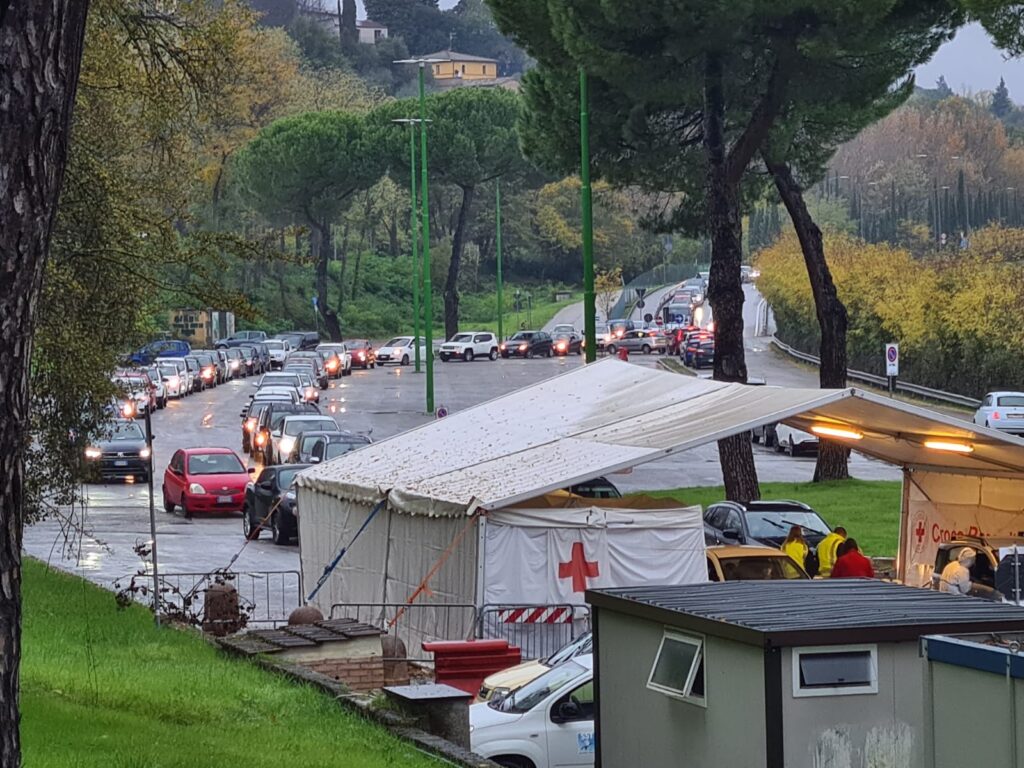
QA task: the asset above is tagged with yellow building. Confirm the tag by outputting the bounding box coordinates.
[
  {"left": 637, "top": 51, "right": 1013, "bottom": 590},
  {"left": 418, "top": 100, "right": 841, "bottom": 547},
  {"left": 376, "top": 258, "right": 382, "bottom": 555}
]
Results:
[{"left": 427, "top": 50, "right": 499, "bottom": 81}]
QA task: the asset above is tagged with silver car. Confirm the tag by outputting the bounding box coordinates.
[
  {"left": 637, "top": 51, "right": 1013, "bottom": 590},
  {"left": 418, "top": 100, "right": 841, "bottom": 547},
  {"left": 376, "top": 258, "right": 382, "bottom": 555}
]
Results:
[
  {"left": 974, "top": 391, "right": 1024, "bottom": 435},
  {"left": 606, "top": 328, "right": 666, "bottom": 355}
]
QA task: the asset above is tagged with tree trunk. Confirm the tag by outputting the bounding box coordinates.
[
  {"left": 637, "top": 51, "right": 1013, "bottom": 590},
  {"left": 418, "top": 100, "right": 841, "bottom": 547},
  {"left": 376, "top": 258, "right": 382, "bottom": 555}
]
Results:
[
  {"left": 310, "top": 221, "right": 343, "bottom": 341},
  {"left": 704, "top": 52, "right": 760, "bottom": 503},
  {"left": 0, "top": 4, "right": 90, "bottom": 765},
  {"left": 766, "top": 158, "right": 850, "bottom": 482},
  {"left": 444, "top": 185, "right": 475, "bottom": 339}
]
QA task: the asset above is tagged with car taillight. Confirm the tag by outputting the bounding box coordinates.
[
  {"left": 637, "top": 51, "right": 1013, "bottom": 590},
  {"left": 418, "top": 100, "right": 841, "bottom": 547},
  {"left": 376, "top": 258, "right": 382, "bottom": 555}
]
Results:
[
  {"left": 255, "top": 432, "right": 267, "bottom": 446},
  {"left": 245, "top": 418, "right": 257, "bottom": 432},
  {"left": 994, "top": 411, "right": 1001, "bottom": 420}
]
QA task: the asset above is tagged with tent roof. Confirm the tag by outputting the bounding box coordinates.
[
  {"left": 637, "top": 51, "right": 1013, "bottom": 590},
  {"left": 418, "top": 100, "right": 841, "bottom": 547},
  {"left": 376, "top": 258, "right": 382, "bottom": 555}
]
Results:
[{"left": 296, "top": 360, "right": 1024, "bottom": 516}]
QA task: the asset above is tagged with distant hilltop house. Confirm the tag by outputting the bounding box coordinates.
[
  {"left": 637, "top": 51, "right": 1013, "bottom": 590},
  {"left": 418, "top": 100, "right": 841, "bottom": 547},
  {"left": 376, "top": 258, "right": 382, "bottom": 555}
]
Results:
[
  {"left": 423, "top": 50, "right": 519, "bottom": 91},
  {"left": 299, "top": 7, "right": 388, "bottom": 44}
]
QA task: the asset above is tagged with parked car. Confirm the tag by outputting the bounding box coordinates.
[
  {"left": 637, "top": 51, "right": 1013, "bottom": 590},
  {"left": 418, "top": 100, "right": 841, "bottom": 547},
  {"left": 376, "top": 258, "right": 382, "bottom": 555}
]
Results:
[
  {"left": 183, "top": 355, "right": 205, "bottom": 392},
  {"left": 703, "top": 500, "right": 831, "bottom": 553},
  {"left": 83, "top": 419, "right": 150, "bottom": 482},
  {"left": 130, "top": 339, "right": 191, "bottom": 366},
  {"left": 193, "top": 351, "right": 219, "bottom": 389},
  {"left": 155, "top": 361, "right": 185, "bottom": 399},
  {"left": 216, "top": 330, "right": 267, "bottom": 348},
  {"left": 377, "top": 336, "right": 428, "bottom": 366},
  {"left": 285, "top": 351, "right": 328, "bottom": 389},
  {"left": 242, "top": 464, "right": 311, "bottom": 544},
  {"left": 929, "top": 535, "right": 1024, "bottom": 593},
  {"left": 316, "top": 343, "right": 351, "bottom": 377},
  {"left": 470, "top": 655, "right": 595, "bottom": 768},
  {"left": 285, "top": 429, "right": 372, "bottom": 464},
  {"left": 237, "top": 344, "right": 262, "bottom": 376},
  {"left": 551, "top": 324, "right": 579, "bottom": 337},
  {"left": 156, "top": 357, "right": 191, "bottom": 396},
  {"left": 773, "top": 423, "right": 818, "bottom": 456},
  {"left": 346, "top": 339, "right": 376, "bottom": 369},
  {"left": 263, "top": 413, "right": 337, "bottom": 465},
  {"left": 974, "top": 391, "right": 1024, "bottom": 435},
  {"left": 594, "top": 324, "right": 610, "bottom": 352},
  {"left": 253, "top": 385, "right": 301, "bottom": 404},
  {"left": 252, "top": 402, "right": 321, "bottom": 463},
  {"left": 706, "top": 545, "right": 810, "bottom": 581},
  {"left": 240, "top": 399, "right": 278, "bottom": 455},
  {"left": 143, "top": 366, "right": 168, "bottom": 409},
  {"left": 477, "top": 632, "right": 593, "bottom": 703},
  {"left": 253, "top": 371, "right": 303, "bottom": 400},
  {"left": 223, "top": 347, "right": 245, "bottom": 378},
  {"left": 439, "top": 331, "right": 499, "bottom": 362},
  {"left": 275, "top": 331, "right": 320, "bottom": 351},
  {"left": 567, "top": 477, "right": 621, "bottom": 498},
  {"left": 605, "top": 329, "right": 666, "bottom": 356},
  {"left": 112, "top": 372, "right": 154, "bottom": 415},
  {"left": 500, "top": 331, "right": 554, "bottom": 359},
  {"left": 552, "top": 331, "right": 582, "bottom": 356},
  {"left": 265, "top": 339, "right": 291, "bottom": 369},
  {"left": 162, "top": 448, "right": 253, "bottom": 518},
  {"left": 284, "top": 369, "right": 320, "bottom": 404}
]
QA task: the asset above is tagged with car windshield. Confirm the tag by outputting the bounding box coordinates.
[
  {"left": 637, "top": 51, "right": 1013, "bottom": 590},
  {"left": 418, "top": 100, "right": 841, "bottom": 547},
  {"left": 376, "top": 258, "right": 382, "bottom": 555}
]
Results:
[
  {"left": 491, "top": 660, "right": 587, "bottom": 714},
  {"left": 717, "top": 556, "right": 806, "bottom": 580},
  {"left": 113, "top": 377, "right": 145, "bottom": 392},
  {"left": 187, "top": 453, "right": 245, "bottom": 475},
  {"left": 745, "top": 511, "right": 829, "bottom": 539},
  {"left": 284, "top": 418, "right": 336, "bottom": 436},
  {"left": 997, "top": 395, "right": 1024, "bottom": 407},
  {"left": 269, "top": 409, "right": 311, "bottom": 429},
  {"left": 510, "top": 332, "right": 534, "bottom": 340},
  {"left": 545, "top": 633, "right": 593, "bottom": 666},
  {"left": 107, "top": 422, "right": 144, "bottom": 441},
  {"left": 385, "top": 337, "right": 411, "bottom": 347},
  {"left": 261, "top": 375, "right": 299, "bottom": 387},
  {"left": 324, "top": 441, "right": 368, "bottom": 459},
  {"left": 158, "top": 366, "right": 178, "bottom": 377},
  {"left": 451, "top": 334, "right": 473, "bottom": 343},
  {"left": 266, "top": 341, "right": 285, "bottom": 351},
  {"left": 349, "top": 341, "right": 368, "bottom": 349},
  {"left": 553, "top": 325, "right": 574, "bottom": 333}
]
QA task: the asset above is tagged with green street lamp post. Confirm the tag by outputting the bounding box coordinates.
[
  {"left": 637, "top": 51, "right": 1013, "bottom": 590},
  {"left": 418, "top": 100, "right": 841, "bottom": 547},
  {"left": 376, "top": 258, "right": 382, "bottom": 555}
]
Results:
[
  {"left": 579, "top": 68, "right": 596, "bottom": 363},
  {"left": 392, "top": 117, "right": 425, "bottom": 373},
  {"left": 496, "top": 180, "right": 504, "bottom": 342}
]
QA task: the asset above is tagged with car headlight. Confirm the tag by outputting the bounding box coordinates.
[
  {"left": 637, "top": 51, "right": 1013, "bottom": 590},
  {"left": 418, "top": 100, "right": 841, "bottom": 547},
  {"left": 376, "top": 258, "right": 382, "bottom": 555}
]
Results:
[
  {"left": 279, "top": 436, "right": 296, "bottom": 454},
  {"left": 499, "top": 343, "right": 506, "bottom": 351},
  {"left": 518, "top": 344, "right": 527, "bottom": 351},
  {"left": 85, "top": 447, "right": 101, "bottom": 459},
  {"left": 139, "top": 447, "right": 151, "bottom": 459},
  {"left": 188, "top": 482, "right": 207, "bottom": 494},
  {"left": 230, "top": 360, "right": 239, "bottom": 368}
]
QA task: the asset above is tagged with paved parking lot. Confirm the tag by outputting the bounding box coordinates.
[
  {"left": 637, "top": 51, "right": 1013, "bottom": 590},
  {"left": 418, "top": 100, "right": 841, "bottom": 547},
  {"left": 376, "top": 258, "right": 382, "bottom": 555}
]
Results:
[{"left": 24, "top": 349, "right": 900, "bottom": 607}]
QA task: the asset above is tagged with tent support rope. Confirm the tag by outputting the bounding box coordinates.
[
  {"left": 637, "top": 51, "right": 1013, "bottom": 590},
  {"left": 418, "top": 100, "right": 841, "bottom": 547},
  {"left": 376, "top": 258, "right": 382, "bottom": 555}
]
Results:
[{"left": 306, "top": 497, "right": 387, "bottom": 603}]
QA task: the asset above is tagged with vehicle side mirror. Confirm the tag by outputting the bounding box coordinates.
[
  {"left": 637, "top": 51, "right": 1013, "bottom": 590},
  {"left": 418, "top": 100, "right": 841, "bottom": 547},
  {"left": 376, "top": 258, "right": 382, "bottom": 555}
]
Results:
[
  {"left": 553, "top": 701, "right": 582, "bottom": 723},
  {"left": 247, "top": 467, "right": 256, "bottom": 473},
  {"left": 722, "top": 528, "right": 744, "bottom": 543},
  {"left": 258, "top": 480, "right": 274, "bottom": 491},
  {"left": 310, "top": 456, "right": 320, "bottom": 463}
]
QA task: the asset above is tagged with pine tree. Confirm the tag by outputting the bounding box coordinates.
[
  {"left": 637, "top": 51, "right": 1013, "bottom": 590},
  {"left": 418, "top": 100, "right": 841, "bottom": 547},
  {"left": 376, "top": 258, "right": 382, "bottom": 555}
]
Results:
[
  {"left": 992, "top": 76, "right": 1013, "bottom": 119},
  {"left": 935, "top": 75, "right": 953, "bottom": 98}
]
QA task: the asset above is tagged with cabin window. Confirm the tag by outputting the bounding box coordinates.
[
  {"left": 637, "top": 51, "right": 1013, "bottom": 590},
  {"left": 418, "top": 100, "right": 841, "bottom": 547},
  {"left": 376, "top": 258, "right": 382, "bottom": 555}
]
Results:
[
  {"left": 647, "top": 630, "right": 706, "bottom": 705},
  {"left": 793, "top": 645, "right": 878, "bottom": 697}
]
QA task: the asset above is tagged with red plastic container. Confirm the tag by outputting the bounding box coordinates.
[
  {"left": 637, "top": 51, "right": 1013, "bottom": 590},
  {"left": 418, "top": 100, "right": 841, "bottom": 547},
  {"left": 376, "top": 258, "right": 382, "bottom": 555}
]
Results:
[{"left": 422, "top": 639, "right": 522, "bottom": 695}]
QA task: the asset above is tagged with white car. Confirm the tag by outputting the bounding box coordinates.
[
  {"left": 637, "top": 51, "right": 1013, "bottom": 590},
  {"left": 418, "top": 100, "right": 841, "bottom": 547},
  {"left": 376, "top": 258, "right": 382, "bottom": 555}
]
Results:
[
  {"left": 156, "top": 362, "right": 185, "bottom": 399},
  {"left": 773, "top": 423, "right": 818, "bottom": 456},
  {"left": 265, "top": 339, "right": 291, "bottom": 370},
  {"left": 974, "top": 391, "right": 1024, "bottom": 436},
  {"left": 271, "top": 414, "right": 339, "bottom": 464},
  {"left": 376, "top": 336, "right": 427, "bottom": 366},
  {"left": 439, "top": 331, "right": 499, "bottom": 362},
  {"left": 255, "top": 385, "right": 300, "bottom": 404},
  {"left": 470, "top": 655, "right": 594, "bottom": 768},
  {"left": 143, "top": 367, "right": 168, "bottom": 409},
  {"left": 155, "top": 357, "right": 191, "bottom": 397},
  {"left": 316, "top": 343, "right": 352, "bottom": 377}
]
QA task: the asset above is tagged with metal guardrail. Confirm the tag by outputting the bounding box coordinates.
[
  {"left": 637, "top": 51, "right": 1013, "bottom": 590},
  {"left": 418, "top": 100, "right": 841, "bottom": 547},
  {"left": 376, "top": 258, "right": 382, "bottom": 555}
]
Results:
[
  {"left": 769, "top": 337, "right": 982, "bottom": 409},
  {"left": 158, "top": 570, "right": 302, "bottom": 628},
  {"left": 477, "top": 603, "right": 591, "bottom": 660},
  {"left": 330, "top": 602, "right": 478, "bottom": 661}
]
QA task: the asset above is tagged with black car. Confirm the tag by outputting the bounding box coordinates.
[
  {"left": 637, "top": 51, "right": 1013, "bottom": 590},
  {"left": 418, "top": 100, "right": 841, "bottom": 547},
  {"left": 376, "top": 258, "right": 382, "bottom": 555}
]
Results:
[
  {"left": 276, "top": 331, "right": 320, "bottom": 351},
  {"left": 238, "top": 344, "right": 263, "bottom": 376},
  {"left": 287, "top": 430, "right": 372, "bottom": 464},
  {"left": 240, "top": 399, "right": 281, "bottom": 455},
  {"left": 691, "top": 340, "right": 715, "bottom": 369},
  {"left": 192, "top": 351, "right": 219, "bottom": 389},
  {"left": 84, "top": 419, "right": 150, "bottom": 482},
  {"left": 242, "top": 464, "right": 311, "bottom": 545},
  {"left": 702, "top": 500, "right": 831, "bottom": 551},
  {"left": 287, "top": 351, "right": 329, "bottom": 389},
  {"left": 500, "top": 331, "right": 554, "bottom": 358},
  {"left": 552, "top": 332, "right": 583, "bottom": 356},
  {"left": 223, "top": 347, "right": 245, "bottom": 378},
  {"left": 567, "top": 476, "right": 621, "bottom": 498},
  {"left": 253, "top": 402, "right": 321, "bottom": 464}
]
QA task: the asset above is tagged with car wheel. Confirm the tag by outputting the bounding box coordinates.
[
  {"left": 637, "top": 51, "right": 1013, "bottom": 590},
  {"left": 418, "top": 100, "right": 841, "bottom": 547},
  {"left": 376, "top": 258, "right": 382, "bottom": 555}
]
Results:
[
  {"left": 464, "top": 349, "right": 474, "bottom": 362},
  {"left": 370, "top": 361, "right": 376, "bottom": 369},
  {"left": 642, "top": 344, "right": 652, "bottom": 354},
  {"left": 162, "top": 489, "right": 175, "bottom": 513},
  {"left": 489, "top": 348, "right": 498, "bottom": 361},
  {"left": 500, "top": 352, "right": 509, "bottom": 359},
  {"left": 271, "top": 511, "right": 290, "bottom": 546},
  {"left": 606, "top": 344, "right": 616, "bottom": 355},
  {"left": 493, "top": 757, "right": 536, "bottom": 768},
  {"left": 401, "top": 355, "right": 409, "bottom": 366},
  {"left": 242, "top": 503, "right": 260, "bottom": 540},
  {"left": 773, "top": 437, "right": 784, "bottom": 454},
  {"left": 181, "top": 498, "right": 192, "bottom": 520},
  {"left": 440, "top": 353, "right": 449, "bottom": 362}
]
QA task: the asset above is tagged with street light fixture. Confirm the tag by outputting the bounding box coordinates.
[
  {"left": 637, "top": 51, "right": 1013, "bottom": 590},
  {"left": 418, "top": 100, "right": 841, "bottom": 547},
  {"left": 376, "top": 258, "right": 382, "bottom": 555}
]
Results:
[{"left": 393, "top": 57, "right": 445, "bottom": 413}]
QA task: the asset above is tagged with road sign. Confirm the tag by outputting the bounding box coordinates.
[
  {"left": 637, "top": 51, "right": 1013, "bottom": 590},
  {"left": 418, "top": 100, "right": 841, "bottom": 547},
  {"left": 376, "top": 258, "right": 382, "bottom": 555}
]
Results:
[
  {"left": 436, "top": 405, "right": 449, "bottom": 419},
  {"left": 885, "top": 343, "right": 899, "bottom": 376},
  {"left": 643, "top": 313, "right": 653, "bottom": 323},
  {"left": 635, "top": 288, "right": 647, "bottom": 300},
  {"left": 636, "top": 300, "right": 645, "bottom": 309},
  {"left": 673, "top": 314, "right": 684, "bottom": 324},
  {"left": 312, "top": 296, "right": 318, "bottom": 308}
]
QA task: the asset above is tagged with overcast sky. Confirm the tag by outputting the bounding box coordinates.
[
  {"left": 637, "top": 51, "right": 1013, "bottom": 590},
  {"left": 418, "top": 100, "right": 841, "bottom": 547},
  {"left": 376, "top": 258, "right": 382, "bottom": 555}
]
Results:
[{"left": 916, "top": 23, "right": 1024, "bottom": 101}]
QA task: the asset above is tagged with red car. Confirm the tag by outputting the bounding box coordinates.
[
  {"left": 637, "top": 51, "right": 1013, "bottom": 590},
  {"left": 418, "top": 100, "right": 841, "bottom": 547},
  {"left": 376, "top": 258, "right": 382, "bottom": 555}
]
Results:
[{"left": 162, "top": 447, "right": 253, "bottom": 518}]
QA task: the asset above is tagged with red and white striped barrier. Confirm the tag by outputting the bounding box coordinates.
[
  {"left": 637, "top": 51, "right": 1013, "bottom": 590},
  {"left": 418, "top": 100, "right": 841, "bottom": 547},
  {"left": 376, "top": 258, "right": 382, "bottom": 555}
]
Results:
[{"left": 497, "top": 606, "right": 573, "bottom": 624}]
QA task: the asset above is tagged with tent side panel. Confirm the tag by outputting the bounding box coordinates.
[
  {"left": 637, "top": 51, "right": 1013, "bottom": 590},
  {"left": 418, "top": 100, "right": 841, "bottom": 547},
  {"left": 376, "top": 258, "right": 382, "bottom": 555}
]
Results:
[{"left": 903, "top": 471, "right": 1024, "bottom": 587}]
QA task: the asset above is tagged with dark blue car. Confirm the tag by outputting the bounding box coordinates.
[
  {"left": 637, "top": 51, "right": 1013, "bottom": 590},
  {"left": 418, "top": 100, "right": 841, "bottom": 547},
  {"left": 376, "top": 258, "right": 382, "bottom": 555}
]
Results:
[{"left": 130, "top": 339, "right": 191, "bottom": 366}]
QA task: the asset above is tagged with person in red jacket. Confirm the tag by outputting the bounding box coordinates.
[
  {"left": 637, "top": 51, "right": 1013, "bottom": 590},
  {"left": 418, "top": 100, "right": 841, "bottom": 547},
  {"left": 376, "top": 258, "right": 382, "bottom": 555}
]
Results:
[{"left": 830, "top": 538, "right": 875, "bottom": 579}]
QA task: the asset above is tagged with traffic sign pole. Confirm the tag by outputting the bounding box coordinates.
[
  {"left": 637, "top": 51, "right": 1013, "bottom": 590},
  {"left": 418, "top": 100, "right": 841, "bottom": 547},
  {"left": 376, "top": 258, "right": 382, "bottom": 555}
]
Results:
[{"left": 885, "top": 342, "right": 899, "bottom": 398}]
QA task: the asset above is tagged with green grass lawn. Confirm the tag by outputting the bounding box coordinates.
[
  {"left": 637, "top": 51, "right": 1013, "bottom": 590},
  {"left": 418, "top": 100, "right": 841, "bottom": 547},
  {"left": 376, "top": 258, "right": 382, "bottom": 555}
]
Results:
[
  {"left": 648, "top": 479, "right": 903, "bottom": 558},
  {"left": 432, "top": 290, "right": 582, "bottom": 338},
  {"left": 21, "top": 559, "right": 443, "bottom": 768}
]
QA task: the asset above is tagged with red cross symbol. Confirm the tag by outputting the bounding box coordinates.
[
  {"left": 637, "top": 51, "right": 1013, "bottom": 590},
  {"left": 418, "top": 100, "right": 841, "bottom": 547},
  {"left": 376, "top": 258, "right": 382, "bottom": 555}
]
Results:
[
  {"left": 558, "top": 542, "right": 599, "bottom": 593},
  {"left": 915, "top": 520, "right": 926, "bottom": 544}
]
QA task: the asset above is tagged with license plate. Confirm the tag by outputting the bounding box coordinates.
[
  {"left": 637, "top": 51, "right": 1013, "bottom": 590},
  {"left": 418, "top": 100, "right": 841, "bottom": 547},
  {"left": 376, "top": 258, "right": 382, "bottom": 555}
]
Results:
[
  {"left": 1009, "top": 413, "right": 1024, "bottom": 419},
  {"left": 114, "top": 460, "right": 128, "bottom": 467},
  {"left": 217, "top": 495, "right": 233, "bottom": 503}
]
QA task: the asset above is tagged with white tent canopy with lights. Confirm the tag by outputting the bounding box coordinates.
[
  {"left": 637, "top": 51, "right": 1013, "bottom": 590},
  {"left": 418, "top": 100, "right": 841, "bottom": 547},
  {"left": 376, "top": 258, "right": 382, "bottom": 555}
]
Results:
[{"left": 296, "top": 360, "right": 1024, "bottom": 623}]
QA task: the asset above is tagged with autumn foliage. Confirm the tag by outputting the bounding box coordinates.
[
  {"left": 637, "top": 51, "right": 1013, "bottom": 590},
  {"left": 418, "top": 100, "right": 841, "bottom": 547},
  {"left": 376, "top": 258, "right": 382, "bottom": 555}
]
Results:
[{"left": 757, "top": 226, "right": 1024, "bottom": 396}]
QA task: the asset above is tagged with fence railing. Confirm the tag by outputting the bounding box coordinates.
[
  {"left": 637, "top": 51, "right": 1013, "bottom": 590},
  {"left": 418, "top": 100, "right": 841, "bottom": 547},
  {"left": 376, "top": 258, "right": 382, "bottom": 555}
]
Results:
[
  {"left": 158, "top": 569, "right": 302, "bottom": 628},
  {"left": 769, "top": 337, "right": 982, "bottom": 409},
  {"left": 330, "top": 602, "right": 478, "bottom": 661},
  {"left": 477, "top": 603, "right": 591, "bottom": 660}
]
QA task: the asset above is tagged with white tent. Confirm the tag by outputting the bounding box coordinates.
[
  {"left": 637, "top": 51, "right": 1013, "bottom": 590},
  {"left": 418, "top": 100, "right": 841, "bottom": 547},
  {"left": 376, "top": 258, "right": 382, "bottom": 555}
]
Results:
[{"left": 297, "top": 359, "right": 1024, "bottom": 622}]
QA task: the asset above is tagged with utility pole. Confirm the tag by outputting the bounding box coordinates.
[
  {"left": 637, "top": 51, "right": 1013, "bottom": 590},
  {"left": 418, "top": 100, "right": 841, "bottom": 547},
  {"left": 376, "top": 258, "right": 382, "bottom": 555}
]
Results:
[
  {"left": 580, "top": 68, "right": 596, "bottom": 363},
  {"left": 496, "top": 180, "right": 504, "bottom": 342},
  {"left": 393, "top": 118, "right": 423, "bottom": 373}
]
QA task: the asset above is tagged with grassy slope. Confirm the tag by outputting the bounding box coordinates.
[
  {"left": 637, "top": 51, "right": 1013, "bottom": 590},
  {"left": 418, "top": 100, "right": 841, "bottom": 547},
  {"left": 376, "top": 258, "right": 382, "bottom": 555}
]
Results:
[
  {"left": 648, "top": 480, "right": 903, "bottom": 558},
  {"left": 21, "top": 559, "right": 442, "bottom": 768}
]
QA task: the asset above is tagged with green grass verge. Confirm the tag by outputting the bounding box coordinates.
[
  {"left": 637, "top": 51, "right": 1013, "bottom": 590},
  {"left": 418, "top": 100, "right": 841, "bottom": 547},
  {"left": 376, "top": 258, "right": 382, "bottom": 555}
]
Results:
[
  {"left": 21, "top": 559, "right": 443, "bottom": 768},
  {"left": 431, "top": 290, "right": 582, "bottom": 338},
  {"left": 647, "top": 479, "right": 902, "bottom": 558}
]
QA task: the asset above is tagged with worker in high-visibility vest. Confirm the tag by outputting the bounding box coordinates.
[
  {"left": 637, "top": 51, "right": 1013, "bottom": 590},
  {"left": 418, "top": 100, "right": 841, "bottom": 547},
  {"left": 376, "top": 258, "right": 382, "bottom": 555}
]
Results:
[{"left": 816, "top": 526, "right": 847, "bottom": 578}]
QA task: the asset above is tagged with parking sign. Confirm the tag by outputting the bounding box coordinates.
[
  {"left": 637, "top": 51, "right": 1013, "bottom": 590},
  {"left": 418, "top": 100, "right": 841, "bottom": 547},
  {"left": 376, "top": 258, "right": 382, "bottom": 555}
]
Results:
[{"left": 885, "top": 343, "right": 899, "bottom": 377}]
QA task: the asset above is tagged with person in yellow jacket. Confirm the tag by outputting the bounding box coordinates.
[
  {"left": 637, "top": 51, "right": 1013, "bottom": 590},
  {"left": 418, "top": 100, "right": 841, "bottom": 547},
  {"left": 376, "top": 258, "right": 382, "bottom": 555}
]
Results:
[
  {"left": 781, "top": 525, "right": 809, "bottom": 571},
  {"left": 816, "top": 526, "right": 847, "bottom": 578}
]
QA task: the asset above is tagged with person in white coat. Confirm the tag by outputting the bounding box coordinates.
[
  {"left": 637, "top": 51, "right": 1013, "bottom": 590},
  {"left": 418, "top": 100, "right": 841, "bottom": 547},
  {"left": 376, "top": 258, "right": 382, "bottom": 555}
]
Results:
[{"left": 939, "top": 547, "right": 977, "bottom": 595}]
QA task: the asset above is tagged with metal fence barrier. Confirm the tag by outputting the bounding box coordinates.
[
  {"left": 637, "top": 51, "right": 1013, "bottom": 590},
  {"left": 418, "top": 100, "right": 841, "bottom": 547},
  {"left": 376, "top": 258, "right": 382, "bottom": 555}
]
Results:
[
  {"left": 769, "top": 336, "right": 982, "bottom": 409},
  {"left": 477, "top": 603, "right": 591, "bottom": 660},
  {"left": 330, "top": 602, "right": 478, "bottom": 662},
  {"left": 158, "top": 570, "right": 302, "bottom": 628}
]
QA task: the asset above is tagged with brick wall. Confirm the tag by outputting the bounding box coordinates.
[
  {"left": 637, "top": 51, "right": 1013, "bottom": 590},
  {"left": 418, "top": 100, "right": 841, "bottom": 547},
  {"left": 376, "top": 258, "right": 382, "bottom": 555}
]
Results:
[{"left": 305, "top": 657, "right": 385, "bottom": 692}]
